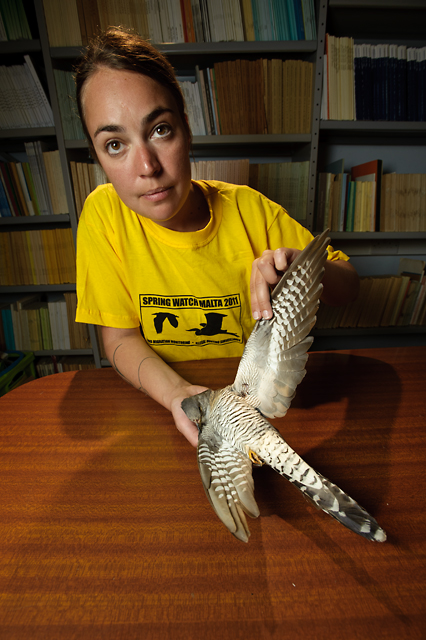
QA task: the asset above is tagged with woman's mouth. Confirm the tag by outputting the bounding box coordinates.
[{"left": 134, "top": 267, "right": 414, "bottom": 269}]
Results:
[{"left": 142, "top": 186, "right": 171, "bottom": 202}]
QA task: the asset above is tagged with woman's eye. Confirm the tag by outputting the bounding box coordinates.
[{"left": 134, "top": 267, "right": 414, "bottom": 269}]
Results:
[
  {"left": 106, "top": 140, "right": 123, "bottom": 155},
  {"left": 152, "top": 124, "right": 171, "bottom": 139}
]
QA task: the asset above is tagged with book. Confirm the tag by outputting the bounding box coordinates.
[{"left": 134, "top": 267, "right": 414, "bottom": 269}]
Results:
[
  {"left": 23, "top": 56, "right": 55, "bottom": 127},
  {"left": 178, "top": 78, "right": 207, "bottom": 135},
  {"left": 181, "top": 0, "right": 196, "bottom": 43},
  {"left": 351, "top": 159, "right": 383, "bottom": 231},
  {"left": 54, "top": 69, "right": 85, "bottom": 141},
  {"left": 315, "top": 172, "right": 334, "bottom": 231},
  {"left": 380, "top": 173, "right": 426, "bottom": 232},
  {"left": 0, "top": 229, "right": 76, "bottom": 286},
  {"left": 47, "top": 293, "right": 71, "bottom": 350},
  {"left": 240, "top": 0, "right": 255, "bottom": 40},
  {"left": 0, "top": 59, "right": 53, "bottom": 129},
  {"left": 42, "top": 151, "right": 69, "bottom": 215},
  {"left": 0, "top": 171, "right": 12, "bottom": 217},
  {"left": 191, "top": 159, "right": 249, "bottom": 184},
  {"left": 64, "top": 292, "right": 91, "bottom": 349},
  {"left": 42, "top": 0, "right": 82, "bottom": 46},
  {"left": 0, "top": 0, "right": 32, "bottom": 40},
  {"left": 0, "top": 292, "right": 95, "bottom": 355},
  {"left": 70, "top": 161, "right": 108, "bottom": 218},
  {"left": 24, "top": 141, "right": 53, "bottom": 215},
  {"left": 0, "top": 162, "right": 23, "bottom": 215}
]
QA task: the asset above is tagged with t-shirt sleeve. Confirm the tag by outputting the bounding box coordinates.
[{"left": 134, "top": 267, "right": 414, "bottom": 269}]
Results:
[{"left": 75, "top": 193, "right": 140, "bottom": 328}]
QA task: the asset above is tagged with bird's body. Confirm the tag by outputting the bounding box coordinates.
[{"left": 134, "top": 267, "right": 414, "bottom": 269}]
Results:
[{"left": 182, "top": 230, "right": 386, "bottom": 543}]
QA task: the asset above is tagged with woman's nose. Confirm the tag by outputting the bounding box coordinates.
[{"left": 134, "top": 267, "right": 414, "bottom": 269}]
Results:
[{"left": 135, "top": 143, "right": 161, "bottom": 177}]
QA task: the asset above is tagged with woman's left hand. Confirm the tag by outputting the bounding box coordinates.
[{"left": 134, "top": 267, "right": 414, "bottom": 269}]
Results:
[{"left": 250, "top": 247, "right": 301, "bottom": 320}]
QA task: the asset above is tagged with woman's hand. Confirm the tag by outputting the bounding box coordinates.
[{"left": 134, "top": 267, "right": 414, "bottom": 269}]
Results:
[
  {"left": 250, "top": 246, "right": 360, "bottom": 320},
  {"left": 169, "top": 384, "right": 209, "bottom": 447},
  {"left": 250, "top": 247, "right": 301, "bottom": 320}
]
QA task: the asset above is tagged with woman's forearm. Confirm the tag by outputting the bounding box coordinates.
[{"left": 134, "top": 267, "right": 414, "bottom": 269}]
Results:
[{"left": 101, "top": 326, "right": 206, "bottom": 446}]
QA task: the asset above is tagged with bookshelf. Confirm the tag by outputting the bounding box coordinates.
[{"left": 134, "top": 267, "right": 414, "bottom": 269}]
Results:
[
  {"left": 0, "top": 0, "right": 100, "bottom": 369},
  {"left": 1, "top": 0, "right": 425, "bottom": 374},
  {"left": 312, "top": 0, "right": 426, "bottom": 348}
]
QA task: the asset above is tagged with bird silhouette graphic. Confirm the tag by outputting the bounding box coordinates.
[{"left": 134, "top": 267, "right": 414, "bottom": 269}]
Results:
[
  {"left": 187, "top": 312, "right": 239, "bottom": 337},
  {"left": 153, "top": 312, "right": 179, "bottom": 334}
]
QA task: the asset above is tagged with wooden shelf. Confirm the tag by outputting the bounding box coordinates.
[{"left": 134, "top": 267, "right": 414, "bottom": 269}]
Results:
[
  {"left": 311, "top": 325, "right": 426, "bottom": 351},
  {"left": 0, "top": 127, "right": 56, "bottom": 139},
  {"left": 0, "top": 215, "right": 70, "bottom": 227},
  {"left": 0, "top": 39, "right": 41, "bottom": 54},
  {"left": 329, "top": 231, "right": 426, "bottom": 240},
  {"left": 329, "top": 0, "right": 425, "bottom": 8},
  {"left": 50, "top": 40, "right": 317, "bottom": 60},
  {"left": 0, "top": 284, "right": 76, "bottom": 294},
  {"left": 326, "top": 233, "right": 426, "bottom": 257},
  {"left": 321, "top": 121, "right": 426, "bottom": 133},
  {"left": 65, "top": 133, "right": 312, "bottom": 150},
  {"left": 320, "top": 121, "right": 426, "bottom": 145},
  {"left": 314, "top": 326, "right": 426, "bottom": 337},
  {"left": 33, "top": 349, "right": 93, "bottom": 357}
]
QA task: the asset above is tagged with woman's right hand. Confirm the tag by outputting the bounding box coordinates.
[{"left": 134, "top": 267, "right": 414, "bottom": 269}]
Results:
[{"left": 169, "top": 384, "right": 209, "bottom": 447}]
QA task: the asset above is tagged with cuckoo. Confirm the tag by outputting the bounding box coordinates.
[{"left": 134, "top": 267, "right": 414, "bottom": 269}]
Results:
[{"left": 182, "top": 230, "right": 386, "bottom": 543}]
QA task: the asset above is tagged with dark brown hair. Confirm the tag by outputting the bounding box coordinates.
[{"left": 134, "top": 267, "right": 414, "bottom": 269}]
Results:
[{"left": 74, "top": 26, "right": 190, "bottom": 160}]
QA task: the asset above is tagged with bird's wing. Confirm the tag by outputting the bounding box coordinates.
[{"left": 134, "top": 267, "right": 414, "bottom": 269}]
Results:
[
  {"left": 197, "top": 433, "right": 260, "bottom": 543},
  {"left": 233, "top": 229, "right": 329, "bottom": 418}
]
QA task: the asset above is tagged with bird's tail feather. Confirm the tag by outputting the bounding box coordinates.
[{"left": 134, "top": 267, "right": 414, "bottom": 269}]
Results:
[
  {"left": 292, "top": 472, "right": 387, "bottom": 542},
  {"left": 257, "top": 436, "right": 386, "bottom": 542}
]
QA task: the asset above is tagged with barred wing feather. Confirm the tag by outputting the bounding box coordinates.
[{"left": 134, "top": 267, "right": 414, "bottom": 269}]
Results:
[
  {"left": 233, "top": 230, "right": 330, "bottom": 418},
  {"left": 197, "top": 434, "right": 260, "bottom": 543}
]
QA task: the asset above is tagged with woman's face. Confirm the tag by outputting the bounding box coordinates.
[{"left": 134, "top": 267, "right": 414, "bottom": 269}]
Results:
[{"left": 82, "top": 67, "right": 195, "bottom": 230}]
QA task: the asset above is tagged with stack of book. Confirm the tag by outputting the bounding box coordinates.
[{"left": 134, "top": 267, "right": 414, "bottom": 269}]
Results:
[
  {"left": 178, "top": 79, "right": 208, "bottom": 136},
  {"left": 0, "top": 146, "right": 68, "bottom": 218},
  {"left": 194, "top": 59, "right": 312, "bottom": 135},
  {"left": 36, "top": 356, "right": 96, "bottom": 377},
  {"left": 0, "top": 0, "right": 32, "bottom": 40},
  {"left": 0, "top": 292, "right": 91, "bottom": 353},
  {"left": 249, "top": 160, "right": 309, "bottom": 223},
  {"left": 315, "top": 159, "right": 383, "bottom": 232},
  {"left": 322, "top": 35, "right": 355, "bottom": 121},
  {"left": 53, "top": 70, "right": 85, "bottom": 141},
  {"left": 69, "top": 161, "right": 108, "bottom": 218},
  {"left": 70, "top": 157, "right": 309, "bottom": 222},
  {"left": 0, "top": 228, "right": 76, "bottom": 285},
  {"left": 190, "top": 159, "right": 250, "bottom": 184},
  {"left": 42, "top": 0, "right": 316, "bottom": 46},
  {"left": 380, "top": 174, "right": 426, "bottom": 232},
  {"left": 322, "top": 35, "right": 426, "bottom": 122},
  {"left": 316, "top": 260, "right": 426, "bottom": 330},
  {"left": 315, "top": 158, "right": 426, "bottom": 232},
  {"left": 0, "top": 56, "right": 54, "bottom": 129}
]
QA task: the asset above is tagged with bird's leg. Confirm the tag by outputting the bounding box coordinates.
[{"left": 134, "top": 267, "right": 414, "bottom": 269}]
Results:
[
  {"left": 241, "top": 382, "right": 249, "bottom": 397},
  {"left": 248, "top": 449, "right": 264, "bottom": 466}
]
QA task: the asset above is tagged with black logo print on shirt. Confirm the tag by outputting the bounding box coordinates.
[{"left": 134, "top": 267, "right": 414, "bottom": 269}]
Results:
[
  {"left": 187, "top": 312, "right": 239, "bottom": 337},
  {"left": 140, "top": 294, "right": 243, "bottom": 348}
]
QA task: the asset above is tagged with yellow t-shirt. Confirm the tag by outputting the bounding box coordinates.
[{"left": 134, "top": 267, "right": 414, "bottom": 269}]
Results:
[{"left": 76, "top": 180, "right": 348, "bottom": 362}]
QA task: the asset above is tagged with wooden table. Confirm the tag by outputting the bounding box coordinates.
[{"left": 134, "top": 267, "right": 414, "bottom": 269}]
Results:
[{"left": 1, "top": 347, "right": 425, "bottom": 639}]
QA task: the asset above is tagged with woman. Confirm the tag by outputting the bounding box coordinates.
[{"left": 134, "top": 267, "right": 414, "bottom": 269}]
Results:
[{"left": 75, "top": 27, "right": 359, "bottom": 447}]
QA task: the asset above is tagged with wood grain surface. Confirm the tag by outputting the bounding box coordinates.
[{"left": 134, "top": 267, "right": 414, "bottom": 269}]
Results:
[{"left": 1, "top": 347, "right": 425, "bottom": 639}]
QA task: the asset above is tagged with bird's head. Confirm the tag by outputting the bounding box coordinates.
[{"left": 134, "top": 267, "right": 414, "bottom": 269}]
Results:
[{"left": 181, "top": 389, "right": 214, "bottom": 432}]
